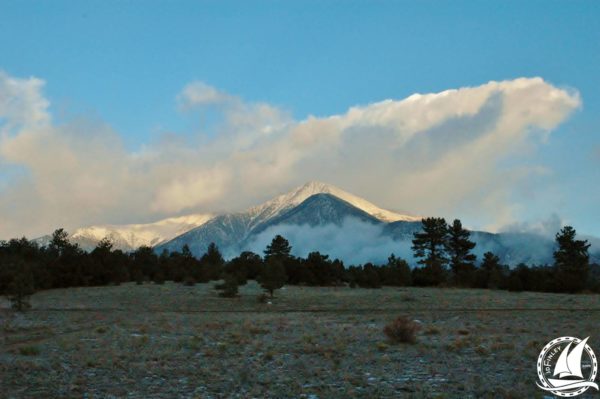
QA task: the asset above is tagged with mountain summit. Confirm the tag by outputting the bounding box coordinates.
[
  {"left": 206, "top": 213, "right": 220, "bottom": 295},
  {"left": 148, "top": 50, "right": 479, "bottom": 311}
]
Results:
[
  {"left": 248, "top": 181, "right": 419, "bottom": 224},
  {"left": 156, "top": 182, "right": 418, "bottom": 256}
]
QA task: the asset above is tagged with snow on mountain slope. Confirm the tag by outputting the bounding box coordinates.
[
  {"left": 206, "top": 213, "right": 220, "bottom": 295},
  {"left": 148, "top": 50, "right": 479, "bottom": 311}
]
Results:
[
  {"left": 70, "top": 213, "right": 214, "bottom": 250},
  {"left": 157, "top": 182, "right": 419, "bottom": 257},
  {"left": 44, "top": 181, "right": 417, "bottom": 253},
  {"left": 247, "top": 181, "right": 419, "bottom": 224}
]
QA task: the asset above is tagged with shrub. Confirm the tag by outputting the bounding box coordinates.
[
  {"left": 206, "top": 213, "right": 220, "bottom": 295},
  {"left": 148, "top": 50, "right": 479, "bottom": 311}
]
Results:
[
  {"left": 400, "top": 293, "right": 416, "bottom": 302},
  {"left": 257, "top": 293, "right": 270, "bottom": 303},
  {"left": 153, "top": 272, "right": 165, "bottom": 285},
  {"left": 18, "top": 346, "right": 40, "bottom": 356},
  {"left": 183, "top": 276, "right": 196, "bottom": 286},
  {"left": 423, "top": 326, "right": 441, "bottom": 335},
  {"left": 383, "top": 316, "right": 420, "bottom": 344},
  {"left": 376, "top": 342, "right": 389, "bottom": 352},
  {"left": 216, "top": 274, "right": 239, "bottom": 298}
]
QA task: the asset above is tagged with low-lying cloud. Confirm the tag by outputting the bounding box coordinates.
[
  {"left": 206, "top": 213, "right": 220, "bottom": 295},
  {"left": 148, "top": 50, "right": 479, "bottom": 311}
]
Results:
[
  {"left": 244, "top": 218, "right": 413, "bottom": 265},
  {"left": 0, "top": 71, "right": 581, "bottom": 239}
]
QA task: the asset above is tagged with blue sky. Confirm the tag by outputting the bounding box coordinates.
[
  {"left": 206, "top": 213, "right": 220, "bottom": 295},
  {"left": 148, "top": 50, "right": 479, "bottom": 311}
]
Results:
[{"left": 0, "top": 1, "right": 599, "bottom": 238}]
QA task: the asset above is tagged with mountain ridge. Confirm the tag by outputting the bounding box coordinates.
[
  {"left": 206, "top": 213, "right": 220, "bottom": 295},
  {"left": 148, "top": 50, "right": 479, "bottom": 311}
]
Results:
[
  {"left": 54, "top": 181, "right": 417, "bottom": 252},
  {"left": 31, "top": 181, "right": 599, "bottom": 266}
]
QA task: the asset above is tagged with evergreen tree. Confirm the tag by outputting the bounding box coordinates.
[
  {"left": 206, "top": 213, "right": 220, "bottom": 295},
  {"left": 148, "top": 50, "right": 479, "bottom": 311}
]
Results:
[
  {"left": 258, "top": 257, "right": 287, "bottom": 298},
  {"left": 48, "top": 228, "right": 71, "bottom": 256},
  {"left": 176, "top": 244, "right": 199, "bottom": 283},
  {"left": 6, "top": 258, "right": 35, "bottom": 311},
  {"left": 303, "top": 252, "right": 344, "bottom": 286},
  {"left": 554, "top": 226, "right": 590, "bottom": 293},
  {"left": 200, "top": 243, "right": 224, "bottom": 281},
  {"left": 181, "top": 244, "right": 193, "bottom": 258},
  {"left": 264, "top": 235, "right": 292, "bottom": 261},
  {"left": 446, "top": 219, "right": 477, "bottom": 287},
  {"left": 381, "top": 254, "right": 412, "bottom": 286},
  {"left": 215, "top": 273, "right": 240, "bottom": 297},
  {"left": 89, "top": 237, "right": 118, "bottom": 285},
  {"left": 47, "top": 229, "right": 85, "bottom": 288},
  {"left": 226, "top": 251, "right": 263, "bottom": 282},
  {"left": 202, "top": 243, "right": 224, "bottom": 265},
  {"left": 358, "top": 263, "right": 382, "bottom": 288},
  {"left": 132, "top": 246, "right": 159, "bottom": 283},
  {"left": 476, "top": 251, "right": 504, "bottom": 289},
  {"left": 411, "top": 217, "right": 449, "bottom": 286}
]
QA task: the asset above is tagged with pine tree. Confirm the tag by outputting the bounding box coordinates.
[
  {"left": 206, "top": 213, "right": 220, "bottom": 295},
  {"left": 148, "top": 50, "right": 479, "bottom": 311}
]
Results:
[
  {"left": 132, "top": 246, "right": 159, "bottom": 283},
  {"left": 215, "top": 273, "right": 240, "bottom": 297},
  {"left": 382, "top": 254, "right": 412, "bottom": 286},
  {"left": 258, "top": 257, "right": 287, "bottom": 298},
  {"left": 6, "top": 258, "right": 35, "bottom": 311},
  {"left": 446, "top": 219, "right": 477, "bottom": 287},
  {"left": 264, "top": 235, "right": 292, "bottom": 261},
  {"left": 202, "top": 243, "right": 224, "bottom": 266},
  {"left": 178, "top": 244, "right": 199, "bottom": 283},
  {"left": 200, "top": 243, "right": 224, "bottom": 281},
  {"left": 226, "top": 251, "right": 263, "bottom": 281},
  {"left": 89, "top": 237, "right": 117, "bottom": 285},
  {"left": 48, "top": 228, "right": 71, "bottom": 255},
  {"left": 476, "top": 251, "right": 504, "bottom": 289},
  {"left": 411, "top": 217, "right": 449, "bottom": 286},
  {"left": 554, "top": 226, "right": 590, "bottom": 293},
  {"left": 359, "top": 263, "right": 382, "bottom": 288}
]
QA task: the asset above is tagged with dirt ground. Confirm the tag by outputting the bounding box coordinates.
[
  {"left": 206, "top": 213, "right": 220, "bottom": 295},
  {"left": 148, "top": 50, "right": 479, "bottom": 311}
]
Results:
[{"left": 1, "top": 282, "right": 599, "bottom": 398}]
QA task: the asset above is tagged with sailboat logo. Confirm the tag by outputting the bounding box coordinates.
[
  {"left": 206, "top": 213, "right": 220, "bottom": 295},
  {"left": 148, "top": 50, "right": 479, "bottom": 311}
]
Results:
[{"left": 537, "top": 336, "right": 599, "bottom": 397}]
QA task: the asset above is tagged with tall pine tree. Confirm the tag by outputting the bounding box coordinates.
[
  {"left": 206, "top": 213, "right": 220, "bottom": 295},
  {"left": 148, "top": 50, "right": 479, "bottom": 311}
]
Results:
[
  {"left": 554, "top": 226, "right": 590, "bottom": 293},
  {"left": 476, "top": 251, "right": 504, "bottom": 289},
  {"left": 446, "top": 219, "right": 477, "bottom": 287},
  {"left": 411, "top": 217, "right": 449, "bottom": 286},
  {"left": 259, "top": 236, "right": 291, "bottom": 297},
  {"left": 259, "top": 257, "right": 287, "bottom": 298},
  {"left": 264, "top": 235, "right": 292, "bottom": 261},
  {"left": 200, "top": 243, "right": 224, "bottom": 281}
]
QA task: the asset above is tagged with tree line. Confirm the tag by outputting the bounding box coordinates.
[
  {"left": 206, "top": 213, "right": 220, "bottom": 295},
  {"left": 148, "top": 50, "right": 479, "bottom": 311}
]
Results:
[{"left": 1, "top": 218, "right": 598, "bottom": 309}]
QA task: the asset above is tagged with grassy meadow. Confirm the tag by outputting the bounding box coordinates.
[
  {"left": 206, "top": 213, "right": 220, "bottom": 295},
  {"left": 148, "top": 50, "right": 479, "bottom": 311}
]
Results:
[{"left": 1, "top": 282, "right": 599, "bottom": 398}]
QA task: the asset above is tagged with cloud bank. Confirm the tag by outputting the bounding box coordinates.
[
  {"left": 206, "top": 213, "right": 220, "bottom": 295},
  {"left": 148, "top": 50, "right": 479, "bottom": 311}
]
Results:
[
  {"left": 0, "top": 71, "right": 581, "bottom": 239},
  {"left": 244, "top": 218, "right": 414, "bottom": 265}
]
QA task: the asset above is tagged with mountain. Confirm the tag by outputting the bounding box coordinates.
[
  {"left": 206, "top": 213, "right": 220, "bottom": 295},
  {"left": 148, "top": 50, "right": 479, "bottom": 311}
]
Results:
[
  {"left": 158, "top": 183, "right": 599, "bottom": 265},
  {"left": 35, "top": 213, "right": 214, "bottom": 251},
  {"left": 258, "top": 181, "right": 420, "bottom": 223},
  {"left": 252, "top": 193, "right": 381, "bottom": 233},
  {"left": 156, "top": 182, "right": 415, "bottom": 257},
  {"left": 244, "top": 181, "right": 419, "bottom": 225},
  {"left": 33, "top": 180, "right": 600, "bottom": 265}
]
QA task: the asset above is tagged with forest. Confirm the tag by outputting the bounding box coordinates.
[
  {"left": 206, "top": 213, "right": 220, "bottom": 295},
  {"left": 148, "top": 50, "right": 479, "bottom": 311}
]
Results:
[{"left": 1, "top": 217, "right": 598, "bottom": 310}]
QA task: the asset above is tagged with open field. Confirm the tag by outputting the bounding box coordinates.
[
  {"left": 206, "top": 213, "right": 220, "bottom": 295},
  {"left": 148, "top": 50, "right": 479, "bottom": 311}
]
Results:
[{"left": 1, "top": 283, "right": 600, "bottom": 398}]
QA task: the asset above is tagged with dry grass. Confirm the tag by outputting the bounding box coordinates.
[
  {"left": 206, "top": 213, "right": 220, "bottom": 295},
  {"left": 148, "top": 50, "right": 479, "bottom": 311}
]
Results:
[
  {"left": 0, "top": 282, "right": 599, "bottom": 398},
  {"left": 383, "top": 316, "right": 420, "bottom": 344},
  {"left": 17, "top": 345, "right": 40, "bottom": 356}
]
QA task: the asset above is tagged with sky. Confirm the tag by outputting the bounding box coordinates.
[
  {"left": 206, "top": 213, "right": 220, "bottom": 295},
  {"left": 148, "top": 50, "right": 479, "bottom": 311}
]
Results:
[{"left": 0, "top": 1, "right": 599, "bottom": 239}]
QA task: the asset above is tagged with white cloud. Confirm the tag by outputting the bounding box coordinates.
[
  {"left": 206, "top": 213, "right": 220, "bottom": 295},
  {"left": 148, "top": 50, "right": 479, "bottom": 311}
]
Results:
[
  {"left": 0, "top": 71, "right": 50, "bottom": 130},
  {"left": 0, "top": 74, "right": 581, "bottom": 239},
  {"left": 178, "top": 81, "right": 235, "bottom": 108},
  {"left": 498, "top": 213, "right": 564, "bottom": 238},
  {"left": 245, "top": 217, "right": 413, "bottom": 265}
]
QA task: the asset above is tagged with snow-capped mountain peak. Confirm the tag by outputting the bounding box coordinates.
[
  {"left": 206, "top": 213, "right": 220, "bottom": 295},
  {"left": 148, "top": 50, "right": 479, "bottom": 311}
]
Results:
[
  {"left": 70, "top": 213, "right": 214, "bottom": 250},
  {"left": 38, "top": 181, "right": 419, "bottom": 253},
  {"left": 248, "top": 181, "right": 419, "bottom": 223}
]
